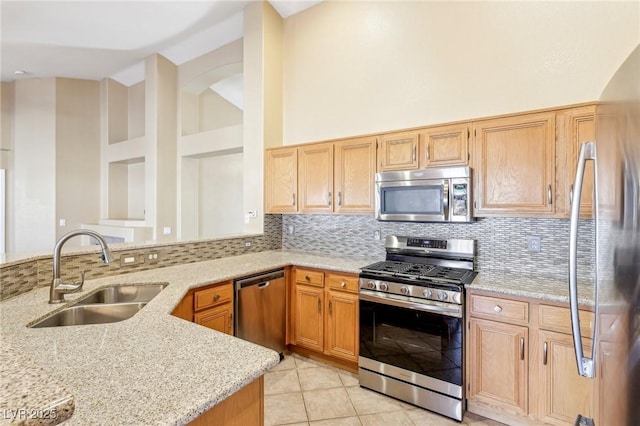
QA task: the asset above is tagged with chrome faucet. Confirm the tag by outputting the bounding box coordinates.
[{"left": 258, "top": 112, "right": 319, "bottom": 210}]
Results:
[{"left": 49, "top": 229, "right": 115, "bottom": 304}]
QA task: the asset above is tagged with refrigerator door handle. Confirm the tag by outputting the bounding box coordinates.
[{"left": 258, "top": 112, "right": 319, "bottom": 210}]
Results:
[{"left": 569, "top": 141, "right": 597, "bottom": 378}]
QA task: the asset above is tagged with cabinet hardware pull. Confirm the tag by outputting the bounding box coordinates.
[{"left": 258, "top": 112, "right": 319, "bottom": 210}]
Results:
[
  {"left": 543, "top": 342, "right": 548, "bottom": 365},
  {"left": 214, "top": 294, "right": 220, "bottom": 302},
  {"left": 412, "top": 143, "right": 417, "bottom": 162},
  {"left": 426, "top": 143, "right": 430, "bottom": 160},
  {"left": 318, "top": 299, "right": 321, "bottom": 313},
  {"left": 569, "top": 184, "right": 574, "bottom": 206},
  {"left": 305, "top": 275, "right": 311, "bottom": 281},
  {"left": 338, "top": 192, "right": 342, "bottom": 206},
  {"left": 328, "top": 191, "right": 332, "bottom": 206},
  {"left": 520, "top": 337, "right": 525, "bottom": 360},
  {"left": 340, "top": 281, "right": 346, "bottom": 288},
  {"left": 548, "top": 185, "right": 553, "bottom": 205},
  {"left": 292, "top": 193, "right": 296, "bottom": 206},
  {"left": 494, "top": 305, "right": 502, "bottom": 313},
  {"left": 329, "top": 300, "right": 332, "bottom": 315}
]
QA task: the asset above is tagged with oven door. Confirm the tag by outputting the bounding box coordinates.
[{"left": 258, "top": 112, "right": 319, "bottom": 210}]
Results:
[
  {"left": 375, "top": 178, "right": 449, "bottom": 222},
  {"left": 359, "top": 292, "right": 463, "bottom": 398}
]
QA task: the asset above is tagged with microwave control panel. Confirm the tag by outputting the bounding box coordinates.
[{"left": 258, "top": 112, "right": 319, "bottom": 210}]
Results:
[{"left": 451, "top": 183, "right": 469, "bottom": 217}]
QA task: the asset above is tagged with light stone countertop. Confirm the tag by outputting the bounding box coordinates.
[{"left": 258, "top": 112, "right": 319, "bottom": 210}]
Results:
[
  {"left": 468, "top": 269, "right": 596, "bottom": 307},
  {"left": 0, "top": 250, "right": 379, "bottom": 426},
  {"left": 2, "top": 249, "right": 599, "bottom": 425}
]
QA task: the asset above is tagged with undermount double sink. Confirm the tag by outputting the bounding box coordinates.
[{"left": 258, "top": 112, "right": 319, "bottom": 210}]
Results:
[{"left": 30, "top": 283, "right": 168, "bottom": 328}]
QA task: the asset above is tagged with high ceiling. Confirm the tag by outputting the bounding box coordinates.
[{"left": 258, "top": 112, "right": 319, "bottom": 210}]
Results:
[{"left": 0, "top": 1, "right": 321, "bottom": 84}]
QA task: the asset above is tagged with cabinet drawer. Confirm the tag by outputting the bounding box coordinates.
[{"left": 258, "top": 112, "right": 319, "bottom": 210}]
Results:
[
  {"left": 194, "top": 283, "right": 233, "bottom": 311},
  {"left": 295, "top": 269, "right": 324, "bottom": 287},
  {"left": 326, "top": 273, "right": 359, "bottom": 293},
  {"left": 539, "top": 304, "right": 594, "bottom": 336},
  {"left": 469, "top": 294, "right": 529, "bottom": 323}
]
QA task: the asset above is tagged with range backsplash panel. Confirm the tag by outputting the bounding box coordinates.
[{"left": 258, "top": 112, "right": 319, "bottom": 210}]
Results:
[{"left": 279, "top": 214, "right": 595, "bottom": 280}]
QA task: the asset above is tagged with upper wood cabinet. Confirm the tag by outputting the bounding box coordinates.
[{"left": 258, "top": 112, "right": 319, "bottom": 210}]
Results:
[
  {"left": 265, "top": 147, "right": 298, "bottom": 213},
  {"left": 472, "top": 112, "right": 556, "bottom": 217},
  {"left": 558, "top": 105, "right": 596, "bottom": 218},
  {"left": 333, "top": 137, "right": 377, "bottom": 213},
  {"left": 266, "top": 137, "right": 376, "bottom": 215},
  {"left": 377, "top": 131, "right": 419, "bottom": 171},
  {"left": 419, "top": 123, "right": 470, "bottom": 168},
  {"left": 299, "top": 143, "right": 334, "bottom": 213}
]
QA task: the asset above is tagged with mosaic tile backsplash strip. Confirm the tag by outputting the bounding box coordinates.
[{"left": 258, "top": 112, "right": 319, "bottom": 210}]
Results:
[
  {"left": 0, "top": 215, "right": 282, "bottom": 301},
  {"left": 280, "top": 214, "right": 596, "bottom": 281}
]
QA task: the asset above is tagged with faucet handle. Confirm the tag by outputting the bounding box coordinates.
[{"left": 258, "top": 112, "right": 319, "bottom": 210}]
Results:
[{"left": 72, "top": 270, "right": 86, "bottom": 290}]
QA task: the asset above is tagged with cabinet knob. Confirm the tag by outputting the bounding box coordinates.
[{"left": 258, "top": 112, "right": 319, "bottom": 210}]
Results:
[
  {"left": 494, "top": 305, "right": 502, "bottom": 313},
  {"left": 214, "top": 294, "right": 220, "bottom": 302},
  {"left": 340, "top": 281, "right": 346, "bottom": 288},
  {"left": 305, "top": 275, "right": 311, "bottom": 281}
]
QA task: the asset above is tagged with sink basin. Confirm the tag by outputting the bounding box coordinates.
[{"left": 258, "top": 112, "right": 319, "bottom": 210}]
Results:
[
  {"left": 30, "top": 303, "right": 147, "bottom": 328},
  {"left": 74, "top": 283, "right": 168, "bottom": 305}
]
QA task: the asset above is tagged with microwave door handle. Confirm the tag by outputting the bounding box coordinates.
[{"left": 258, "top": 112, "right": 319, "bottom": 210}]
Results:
[
  {"left": 443, "top": 181, "right": 449, "bottom": 220},
  {"left": 569, "top": 141, "right": 597, "bottom": 378}
]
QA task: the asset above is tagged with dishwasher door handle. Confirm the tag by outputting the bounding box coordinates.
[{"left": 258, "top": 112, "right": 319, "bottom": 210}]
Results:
[{"left": 258, "top": 281, "right": 271, "bottom": 289}]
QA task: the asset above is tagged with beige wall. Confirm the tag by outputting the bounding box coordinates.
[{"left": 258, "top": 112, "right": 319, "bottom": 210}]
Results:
[
  {"left": 13, "top": 79, "right": 57, "bottom": 252},
  {"left": 55, "top": 78, "right": 101, "bottom": 243},
  {"left": 282, "top": 1, "right": 640, "bottom": 145}
]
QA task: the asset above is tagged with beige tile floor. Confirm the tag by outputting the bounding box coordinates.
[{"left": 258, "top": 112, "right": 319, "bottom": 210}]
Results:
[{"left": 265, "top": 354, "right": 506, "bottom": 426}]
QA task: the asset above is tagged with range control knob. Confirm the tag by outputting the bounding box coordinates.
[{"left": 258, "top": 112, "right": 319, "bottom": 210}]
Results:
[
  {"left": 367, "top": 281, "right": 376, "bottom": 290},
  {"left": 437, "top": 292, "right": 448, "bottom": 301},
  {"left": 400, "top": 286, "right": 410, "bottom": 295},
  {"left": 379, "top": 283, "right": 389, "bottom": 291},
  {"left": 422, "top": 289, "right": 432, "bottom": 298}
]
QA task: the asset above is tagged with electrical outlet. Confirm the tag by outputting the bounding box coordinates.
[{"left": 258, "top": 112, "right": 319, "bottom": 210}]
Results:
[
  {"left": 243, "top": 241, "right": 252, "bottom": 248},
  {"left": 527, "top": 236, "right": 541, "bottom": 253},
  {"left": 147, "top": 252, "right": 159, "bottom": 264},
  {"left": 373, "top": 229, "right": 381, "bottom": 241},
  {"left": 287, "top": 225, "right": 295, "bottom": 235}
]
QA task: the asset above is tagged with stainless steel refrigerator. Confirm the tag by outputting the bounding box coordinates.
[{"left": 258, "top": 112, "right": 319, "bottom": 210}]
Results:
[{"left": 569, "top": 44, "right": 640, "bottom": 426}]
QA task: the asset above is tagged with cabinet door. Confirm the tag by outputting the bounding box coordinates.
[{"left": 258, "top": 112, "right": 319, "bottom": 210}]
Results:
[
  {"left": 537, "top": 330, "right": 595, "bottom": 425},
  {"left": 468, "top": 318, "right": 528, "bottom": 415},
  {"left": 473, "top": 112, "right": 556, "bottom": 216},
  {"left": 265, "top": 147, "right": 298, "bottom": 213},
  {"left": 378, "top": 131, "right": 419, "bottom": 171},
  {"left": 299, "top": 143, "right": 334, "bottom": 213},
  {"left": 324, "top": 290, "right": 358, "bottom": 362},
  {"left": 419, "top": 123, "right": 470, "bottom": 167},
  {"left": 294, "top": 284, "right": 324, "bottom": 352},
  {"left": 194, "top": 303, "right": 233, "bottom": 335},
  {"left": 334, "top": 137, "right": 377, "bottom": 213},
  {"left": 560, "top": 106, "right": 595, "bottom": 218}
]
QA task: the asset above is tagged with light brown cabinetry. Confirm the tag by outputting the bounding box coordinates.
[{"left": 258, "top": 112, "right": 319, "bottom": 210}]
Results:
[
  {"left": 467, "top": 294, "right": 529, "bottom": 416},
  {"left": 467, "top": 291, "right": 597, "bottom": 425},
  {"left": 266, "top": 137, "right": 376, "bottom": 214},
  {"left": 265, "top": 147, "right": 298, "bottom": 213},
  {"left": 377, "top": 131, "right": 419, "bottom": 171},
  {"left": 419, "top": 123, "right": 470, "bottom": 167},
  {"left": 472, "top": 112, "right": 556, "bottom": 217},
  {"left": 558, "top": 105, "right": 596, "bottom": 218},
  {"left": 298, "top": 143, "right": 334, "bottom": 213},
  {"left": 290, "top": 267, "right": 359, "bottom": 365},
  {"left": 171, "top": 281, "right": 234, "bottom": 335}
]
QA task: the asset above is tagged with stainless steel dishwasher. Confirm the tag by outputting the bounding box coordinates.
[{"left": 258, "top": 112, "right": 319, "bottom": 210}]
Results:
[{"left": 234, "top": 269, "right": 286, "bottom": 357}]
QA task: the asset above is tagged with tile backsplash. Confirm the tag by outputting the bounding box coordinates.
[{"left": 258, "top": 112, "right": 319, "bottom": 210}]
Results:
[
  {"left": 279, "top": 214, "right": 595, "bottom": 280},
  {"left": 0, "top": 215, "right": 282, "bottom": 301}
]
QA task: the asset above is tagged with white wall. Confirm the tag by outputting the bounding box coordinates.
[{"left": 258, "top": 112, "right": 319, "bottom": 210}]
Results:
[
  {"left": 13, "top": 79, "right": 56, "bottom": 252},
  {"left": 198, "top": 152, "right": 244, "bottom": 237},
  {"left": 282, "top": 1, "right": 640, "bottom": 145}
]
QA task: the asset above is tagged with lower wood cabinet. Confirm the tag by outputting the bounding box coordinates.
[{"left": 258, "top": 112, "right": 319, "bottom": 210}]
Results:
[
  {"left": 467, "top": 291, "right": 597, "bottom": 425},
  {"left": 468, "top": 317, "right": 528, "bottom": 416},
  {"left": 290, "top": 267, "right": 359, "bottom": 365},
  {"left": 171, "top": 280, "right": 234, "bottom": 335}
]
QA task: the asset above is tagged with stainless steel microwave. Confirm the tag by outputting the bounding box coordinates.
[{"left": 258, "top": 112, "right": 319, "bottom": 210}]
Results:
[{"left": 375, "top": 166, "right": 473, "bottom": 222}]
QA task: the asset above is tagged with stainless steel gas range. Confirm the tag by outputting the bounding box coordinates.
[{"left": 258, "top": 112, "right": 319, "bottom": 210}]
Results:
[{"left": 358, "top": 235, "right": 477, "bottom": 422}]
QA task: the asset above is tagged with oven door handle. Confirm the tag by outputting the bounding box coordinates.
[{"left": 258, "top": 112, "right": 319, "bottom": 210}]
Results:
[{"left": 359, "top": 291, "right": 462, "bottom": 318}]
